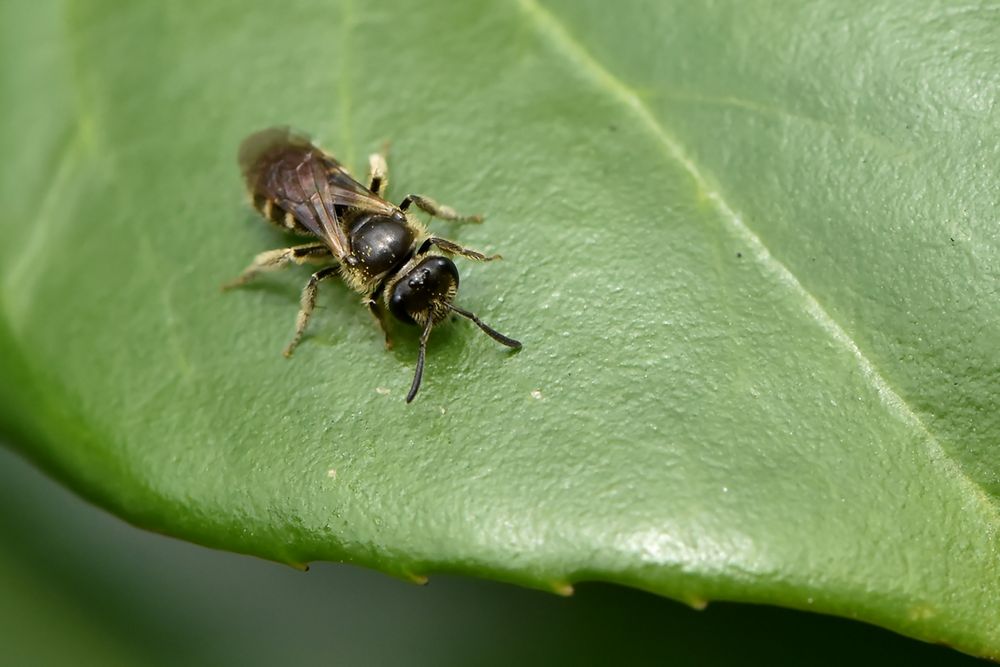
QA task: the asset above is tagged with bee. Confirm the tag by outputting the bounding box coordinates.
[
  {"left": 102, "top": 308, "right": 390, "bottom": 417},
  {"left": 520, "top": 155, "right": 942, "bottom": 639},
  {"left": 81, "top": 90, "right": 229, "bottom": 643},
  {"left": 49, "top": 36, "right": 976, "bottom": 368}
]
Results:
[{"left": 223, "top": 127, "right": 521, "bottom": 402}]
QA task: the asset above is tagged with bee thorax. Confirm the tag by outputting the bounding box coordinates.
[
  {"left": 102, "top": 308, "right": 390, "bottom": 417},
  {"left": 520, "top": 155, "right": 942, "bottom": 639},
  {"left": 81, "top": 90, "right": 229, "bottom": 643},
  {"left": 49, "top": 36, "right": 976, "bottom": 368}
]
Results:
[{"left": 349, "top": 214, "right": 415, "bottom": 277}]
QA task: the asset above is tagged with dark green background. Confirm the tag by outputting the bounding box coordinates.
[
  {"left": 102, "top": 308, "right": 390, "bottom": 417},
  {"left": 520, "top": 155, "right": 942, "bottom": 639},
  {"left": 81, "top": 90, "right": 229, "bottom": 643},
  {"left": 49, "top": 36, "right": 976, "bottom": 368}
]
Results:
[{"left": 0, "top": 447, "right": 981, "bottom": 666}]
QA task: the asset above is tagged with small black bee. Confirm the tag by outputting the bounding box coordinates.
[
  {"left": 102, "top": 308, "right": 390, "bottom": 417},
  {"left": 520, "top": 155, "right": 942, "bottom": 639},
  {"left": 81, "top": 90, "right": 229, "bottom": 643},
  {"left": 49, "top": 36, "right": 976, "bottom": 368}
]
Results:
[{"left": 224, "top": 127, "right": 521, "bottom": 402}]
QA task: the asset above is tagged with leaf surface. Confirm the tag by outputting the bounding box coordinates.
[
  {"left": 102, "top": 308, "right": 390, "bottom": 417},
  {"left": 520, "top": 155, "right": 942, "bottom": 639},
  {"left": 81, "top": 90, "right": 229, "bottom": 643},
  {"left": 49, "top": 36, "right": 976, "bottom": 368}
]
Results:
[{"left": 2, "top": 0, "right": 998, "bottom": 655}]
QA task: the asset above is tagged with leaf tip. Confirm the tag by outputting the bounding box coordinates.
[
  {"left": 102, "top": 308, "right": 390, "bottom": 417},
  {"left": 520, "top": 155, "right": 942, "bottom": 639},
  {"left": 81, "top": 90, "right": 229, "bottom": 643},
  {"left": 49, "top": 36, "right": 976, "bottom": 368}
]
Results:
[
  {"left": 551, "top": 581, "right": 574, "bottom": 597},
  {"left": 685, "top": 596, "right": 709, "bottom": 611},
  {"left": 405, "top": 571, "right": 429, "bottom": 586}
]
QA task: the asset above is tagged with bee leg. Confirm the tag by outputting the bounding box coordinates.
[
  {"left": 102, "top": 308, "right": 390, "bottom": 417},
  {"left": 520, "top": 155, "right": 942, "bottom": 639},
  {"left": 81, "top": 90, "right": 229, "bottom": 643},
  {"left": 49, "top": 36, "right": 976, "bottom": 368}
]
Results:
[
  {"left": 366, "top": 281, "right": 394, "bottom": 349},
  {"left": 367, "top": 142, "right": 390, "bottom": 196},
  {"left": 221, "top": 243, "right": 330, "bottom": 290},
  {"left": 399, "top": 194, "right": 483, "bottom": 223},
  {"left": 417, "top": 237, "right": 501, "bottom": 262},
  {"left": 283, "top": 266, "right": 340, "bottom": 358},
  {"left": 367, "top": 300, "right": 394, "bottom": 350}
]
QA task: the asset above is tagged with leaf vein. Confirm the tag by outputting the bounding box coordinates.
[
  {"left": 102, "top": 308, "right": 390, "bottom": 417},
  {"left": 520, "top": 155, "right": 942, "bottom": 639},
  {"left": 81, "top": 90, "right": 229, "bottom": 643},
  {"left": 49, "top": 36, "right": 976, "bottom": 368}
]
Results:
[
  {"left": 516, "top": 0, "right": 999, "bottom": 521},
  {"left": 2, "top": 125, "right": 85, "bottom": 330},
  {"left": 653, "top": 90, "right": 915, "bottom": 159}
]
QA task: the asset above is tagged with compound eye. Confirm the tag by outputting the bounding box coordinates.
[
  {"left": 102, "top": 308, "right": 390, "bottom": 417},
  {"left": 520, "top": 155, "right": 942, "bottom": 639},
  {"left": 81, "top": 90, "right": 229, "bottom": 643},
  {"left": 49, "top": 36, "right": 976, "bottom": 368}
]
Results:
[{"left": 389, "top": 256, "right": 459, "bottom": 324}]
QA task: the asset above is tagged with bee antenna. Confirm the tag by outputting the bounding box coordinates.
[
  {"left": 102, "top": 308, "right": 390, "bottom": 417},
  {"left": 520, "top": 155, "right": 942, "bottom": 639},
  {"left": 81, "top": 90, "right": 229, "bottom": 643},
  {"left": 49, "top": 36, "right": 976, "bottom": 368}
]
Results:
[
  {"left": 445, "top": 302, "right": 522, "bottom": 349},
  {"left": 406, "top": 316, "right": 436, "bottom": 403}
]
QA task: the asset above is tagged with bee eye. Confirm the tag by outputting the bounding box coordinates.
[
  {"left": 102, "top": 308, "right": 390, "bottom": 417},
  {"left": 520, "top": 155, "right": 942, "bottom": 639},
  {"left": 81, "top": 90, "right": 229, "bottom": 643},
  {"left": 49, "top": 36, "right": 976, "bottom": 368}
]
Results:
[{"left": 389, "top": 257, "right": 459, "bottom": 324}]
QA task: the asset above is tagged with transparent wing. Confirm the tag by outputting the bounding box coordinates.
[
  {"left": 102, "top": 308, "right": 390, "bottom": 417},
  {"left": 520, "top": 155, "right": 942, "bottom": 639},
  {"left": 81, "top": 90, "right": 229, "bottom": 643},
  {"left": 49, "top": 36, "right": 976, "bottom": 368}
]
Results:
[
  {"left": 322, "top": 163, "right": 397, "bottom": 215},
  {"left": 293, "top": 155, "right": 352, "bottom": 257},
  {"left": 239, "top": 127, "right": 402, "bottom": 258},
  {"left": 239, "top": 126, "right": 314, "bottom": 184},
  {"left": 244, "top": 127, "right": 395, "bottom": 214},
  {"left": 239, "top": 127, "right": 351, "bottom": 259}
]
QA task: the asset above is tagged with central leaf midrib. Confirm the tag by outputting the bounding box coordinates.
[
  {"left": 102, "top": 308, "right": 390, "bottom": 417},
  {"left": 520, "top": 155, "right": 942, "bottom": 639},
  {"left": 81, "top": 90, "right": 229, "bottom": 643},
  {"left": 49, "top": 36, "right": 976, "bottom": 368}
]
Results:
[{"left": 514, "top": 0, "right": 999, "bottom": 521}]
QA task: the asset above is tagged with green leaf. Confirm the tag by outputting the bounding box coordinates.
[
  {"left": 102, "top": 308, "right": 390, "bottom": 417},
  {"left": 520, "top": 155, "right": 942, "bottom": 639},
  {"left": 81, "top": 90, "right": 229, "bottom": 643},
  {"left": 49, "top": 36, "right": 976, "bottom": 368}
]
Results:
[
  {"left": 2, "top": 0, "right": 998, "bottom": 657},
  {"left": 0, "top": 446, "right": 983, "bottom": 666}
]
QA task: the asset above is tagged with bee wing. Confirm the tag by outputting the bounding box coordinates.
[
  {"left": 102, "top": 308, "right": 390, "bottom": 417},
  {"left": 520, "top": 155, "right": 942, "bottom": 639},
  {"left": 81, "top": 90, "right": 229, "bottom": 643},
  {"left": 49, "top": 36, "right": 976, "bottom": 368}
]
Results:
[
  {"left": 322, "top": 164, "right": 398, "bottom": 215},
  {"left": 292, "top": 155, "right": 353, "bottom": 259},
  {"left": 239, "top": 127, "right": 400, "bottom": 258},
  {"left": 239, "top": 127, "right": 352, "bottom": 260},
  {"left": 328, "top": 188, "right": 398, "bottom": 214},
  {"left": 239, "top": 127, "right": 307, "bottom": 177},
  {"left": 256, "top": 130, "right": 395, "bottom": 215}
]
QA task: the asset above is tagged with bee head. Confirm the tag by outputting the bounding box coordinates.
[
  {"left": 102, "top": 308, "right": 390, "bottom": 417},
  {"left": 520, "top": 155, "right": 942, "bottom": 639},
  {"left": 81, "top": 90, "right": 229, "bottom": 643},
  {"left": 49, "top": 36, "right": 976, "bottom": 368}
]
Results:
[
  {"left": 388, "top": 255, "right": 521, "bottom": 403},
  {"left": 388, "top": 256, "right": 459, "bottom": 326}
]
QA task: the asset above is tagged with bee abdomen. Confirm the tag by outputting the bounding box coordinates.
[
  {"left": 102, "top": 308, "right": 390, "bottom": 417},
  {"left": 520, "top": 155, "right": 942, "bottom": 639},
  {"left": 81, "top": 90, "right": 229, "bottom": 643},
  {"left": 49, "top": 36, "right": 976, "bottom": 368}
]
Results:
[{"left": 252, "top": 194, "right": 300, "bottom": 232}]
